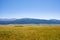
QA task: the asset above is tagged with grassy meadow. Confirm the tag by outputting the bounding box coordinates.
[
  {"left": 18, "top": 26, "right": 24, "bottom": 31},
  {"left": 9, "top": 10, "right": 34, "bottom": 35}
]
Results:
[{"left": 0, "top": 24, "right": 60, "bottom": 40}]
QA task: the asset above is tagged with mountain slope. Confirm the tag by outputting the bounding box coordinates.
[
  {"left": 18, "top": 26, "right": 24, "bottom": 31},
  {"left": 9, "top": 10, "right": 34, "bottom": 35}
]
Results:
[{"left": 0, "top": 18, "right": 60, "bottom": 24}]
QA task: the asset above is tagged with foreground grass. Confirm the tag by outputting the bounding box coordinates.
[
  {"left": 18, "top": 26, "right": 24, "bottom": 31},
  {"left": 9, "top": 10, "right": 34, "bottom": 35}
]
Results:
[{"left": 0, "top": 25, "right": 60, "bottom": 40}]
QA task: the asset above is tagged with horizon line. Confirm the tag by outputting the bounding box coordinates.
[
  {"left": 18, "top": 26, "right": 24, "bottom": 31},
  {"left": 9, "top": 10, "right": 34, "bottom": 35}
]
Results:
[{"left": 0, "top": 18, "right": 60, "bottom": 20}]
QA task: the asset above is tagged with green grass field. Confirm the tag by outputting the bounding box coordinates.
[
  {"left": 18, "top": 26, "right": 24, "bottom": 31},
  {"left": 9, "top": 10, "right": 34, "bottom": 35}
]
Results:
[{"left": 0, "top": 24, "right": 60, "bottom": 40}]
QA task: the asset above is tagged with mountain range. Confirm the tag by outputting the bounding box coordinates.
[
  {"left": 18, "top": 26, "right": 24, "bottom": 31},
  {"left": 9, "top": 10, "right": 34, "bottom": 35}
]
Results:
[{"left": 0, "top": 18, "right": 60, "bottom": 24}]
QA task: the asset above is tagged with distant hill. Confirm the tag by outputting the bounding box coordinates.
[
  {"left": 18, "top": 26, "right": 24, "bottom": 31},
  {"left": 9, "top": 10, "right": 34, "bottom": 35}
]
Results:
[{"left": 0, "top": 18, "right": 60, "bottom": 24}]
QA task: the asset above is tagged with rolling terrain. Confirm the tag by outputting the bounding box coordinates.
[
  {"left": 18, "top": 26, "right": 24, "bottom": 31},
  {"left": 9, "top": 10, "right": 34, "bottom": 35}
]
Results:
[{"left": 0, "top": 18, "right": 60, "bottom": 24}]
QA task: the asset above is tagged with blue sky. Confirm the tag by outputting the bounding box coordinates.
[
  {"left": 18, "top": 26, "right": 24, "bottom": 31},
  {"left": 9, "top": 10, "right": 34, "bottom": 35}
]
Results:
[{"left": 0, "top": 0, "right": 60, "bottom": 19}]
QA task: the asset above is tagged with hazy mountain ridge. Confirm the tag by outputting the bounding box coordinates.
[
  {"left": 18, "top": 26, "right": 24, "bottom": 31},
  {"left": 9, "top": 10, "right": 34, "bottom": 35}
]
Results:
[{"left": 0, "top": 18, "right": 60, "bottom": 24}]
